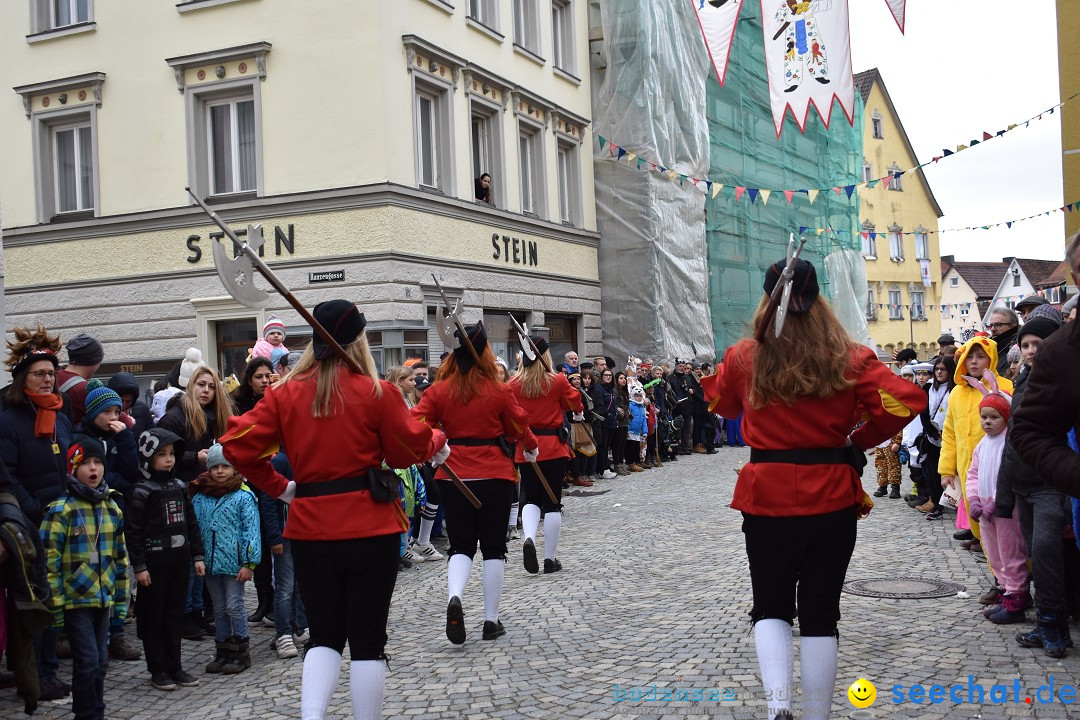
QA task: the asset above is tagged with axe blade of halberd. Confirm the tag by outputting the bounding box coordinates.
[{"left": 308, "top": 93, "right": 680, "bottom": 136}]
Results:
[
  {"left": 508, "top": 314, "right": 537, "bottom": 362},
  {"left": 210, "top": 224, "right": 271, "bottom": 308},
  {"left": 773, "top": 234, "right": 806, "bottom": 337}
]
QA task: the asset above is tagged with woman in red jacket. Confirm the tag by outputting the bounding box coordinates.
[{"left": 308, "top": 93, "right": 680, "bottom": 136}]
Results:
[
  {"left": 412, "top": 322, "right": 538, "bottom": 645},
  {"left": 507, "top": 335, "right": 584, "bottom": 575},
  {"left": 221, "top": 300, "right": 447, "bottom": 720},
  {"left": 700, "top": 259, "right": 927, "bottom": 720}
]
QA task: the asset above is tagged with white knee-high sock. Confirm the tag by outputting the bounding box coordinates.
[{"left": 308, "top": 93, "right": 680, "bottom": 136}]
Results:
[
  {"left": 754, "top": 619, "right": 793, "bottom": 717},
  {"left": 521, "top": 504, "right": 542, "bottom": 542},
  {"left": 482, "top": 559, "right": 505, "bottom": 623},
  {"left": 508, "top": 502, "right": 520, "bottom": 527},
  {"left": 447, "top": 554, "right": 472, "bottom": 602},
  {"left": 418, "top": 504, "right": 438, "bottom": 546},
  {"left": 800, "top": 635, "right": 838, "bottom": 720},
  {"left": 301, "top": 646, "right": 342, "bottom": 720},
  {"left": 543, "top": 511, "right": 561, "bottom": 560},
  {"left": 349, "top": 660, "right": 385, "bottom": 720}
]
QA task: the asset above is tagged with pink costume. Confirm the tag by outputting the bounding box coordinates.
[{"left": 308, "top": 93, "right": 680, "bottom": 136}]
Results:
[{"left": 966, "top": 430, "right": 1028, "bottom": 593}]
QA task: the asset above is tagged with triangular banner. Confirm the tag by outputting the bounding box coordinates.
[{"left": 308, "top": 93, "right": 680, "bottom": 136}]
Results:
[
  {"left": 760, "top": 189, "right": 771, "bottom": 205},
  {"left": 783, "top": 190, "right": 794, "bottom": 203},
  {"left": 712, "top": 183, "right": 724, "bottom": 199},
  {"left": 735, "top": 186, "right": 746, "bottom": 201},
  {"left": 882, "top": 0, "right": 907, "bottom": 32},
  {"left": 807, "top": 189, "right": 819, "bottom": 205},
  {"left": 691, "top": 0, "right": 745, "bottom": 87},
  {"left": 748, "top": 188, "right": 759, "bottom": 204},
  {"left": 844, "top": 185, "right": 856, "bottom": 199}
]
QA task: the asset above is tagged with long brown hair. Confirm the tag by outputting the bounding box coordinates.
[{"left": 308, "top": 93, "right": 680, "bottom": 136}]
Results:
[
  {"left": 282, "top": 335, "right": 383, "bottom": 417},
  {"left": 435, "top": 345, "right": 500, "bottom": 403},
  {"left": 182, "top": 366, "right": 235, "bottom": 440},
  {"left": 743, "top": 294, "right": 861, "bottom": 409},
  {"left": 511, "top": 351, "right": 555, "bottom": 398}
]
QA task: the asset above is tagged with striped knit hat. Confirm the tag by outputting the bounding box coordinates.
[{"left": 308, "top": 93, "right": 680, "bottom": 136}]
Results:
[
  {"left": 84, "top": 384, "right": 122, "bottom": 422},
  {"left": 263, "top": 316, "right": 286, "bottom": 339}
]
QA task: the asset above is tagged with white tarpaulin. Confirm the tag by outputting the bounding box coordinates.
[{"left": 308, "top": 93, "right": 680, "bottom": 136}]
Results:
[
  {"left": 761, "top": 0, "right": 854, "bottom": 137},
  {"left": 689, "top": 0, "right": 745, "bottom": 85}
]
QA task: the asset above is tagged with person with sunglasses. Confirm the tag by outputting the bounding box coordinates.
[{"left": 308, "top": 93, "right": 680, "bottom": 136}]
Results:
[{"left": 985, "top": 308, "right": 1020, "bottom": 377}]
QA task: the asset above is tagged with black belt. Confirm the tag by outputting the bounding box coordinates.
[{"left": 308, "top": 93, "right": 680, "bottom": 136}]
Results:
[
  {"left": 531, "top": 428, "right": 561, "bottom": 436},
  {"left": 750, "top": 448, "right": 852, "bottom": 466},
  {"left": 448, "top": 437, "right": 502, "bottom": 447},
  {"left": 294, "top": 475, "right": 367, "bottom": 499}
]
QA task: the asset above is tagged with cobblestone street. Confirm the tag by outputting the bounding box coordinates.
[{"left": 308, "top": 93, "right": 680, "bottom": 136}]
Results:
[{"left": 4, "top": 449, "right": 1079, "bottom": 719}]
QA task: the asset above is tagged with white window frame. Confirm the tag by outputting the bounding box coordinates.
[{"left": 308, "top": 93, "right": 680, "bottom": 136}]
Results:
[
  {"left": 1012, "top": 267, "right": 1022, "bottom": 287},
  {"left": 512, "top": 0, "right": 542, "bottom": 58},
  {"left": 861, "top": 223, "right": 876, "bottom": 259},
  {"left": 184, "top": 82, "right": 263, "bottom": 199},
  {"left": 33, "top": 110, "right": 99, "bottom": 221},
  {"left": 467, "top": 0, "right": 500, "bottom": 33},
  {"left": 866, "top": 288, "right": 877, "bottom": 321},
  {"left": 205, "top": 96, "right": 258, "bottom": 196},
  {"left": 942, "top": 303, "right": 952, "bottom": 319},
  {"left": 556, "top": 137, "right": 581, "bottom": 226},
  {"left": 30, "top": 0, "right": 93, "bottom": 34},
  {"left": 950, "top": 275, "right": 959, "bottom": 288},
  {"left": 888, "top": 164, "right": 903, "bottom": 191},
  {"left": 910, "top": 290, "right": 925, "bottom": 319},
  {"left": 960, "top": 305, "right": 970, "bottom": 318},
  {"left": 915, "top": 232, "right": 929, "bottom": 260},
  {"left": 889, "top": 231, "right": 904, "bottom": 261},
  {"left": 518, "top": 119, "right": 546, "bottom": 218},
  {"left": 888, "top": 289, "right": 904, "bottom": 320},
  {"left": 413, "top": 77, "right": 454, "bottom": 194},
  {"left": 551, "top": 0, "right": 576, "bottom": 76},
  {"left": 470, "top": 97, "right": 505, "bottom": 208},
  {"left": 862, "top": 159, "right": 873, "bottom": 183},
  {"left": 871, "top": 115, "right": 883, "bottom": 139},
  {"left": 50, "top": 120, "right": 95, "bottom": 215}
]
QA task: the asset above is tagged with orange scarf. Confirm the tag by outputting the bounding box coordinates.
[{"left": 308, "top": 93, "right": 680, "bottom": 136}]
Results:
[{"left": 26, "top": 391, "right": 63, "bottom": 438}]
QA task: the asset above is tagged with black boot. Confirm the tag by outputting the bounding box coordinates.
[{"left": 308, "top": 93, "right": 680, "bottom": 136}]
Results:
[
  {"left": 889, "top": 485, "right": 902, "bottom": 499},
  {"left": 222, "top": 636, "right": 252, "bottom": 674},
  {"left": 182, "top": 612, "right": 206, "bottom": 640},
  {"left": 247, "top": 593, "right": 273, "bottom": 624},
  {"left": 873, "top": 486, "right": 888, "bottom": 497},
  {"left": 206, "top": 639, "right": 236, "bottom": 674}
]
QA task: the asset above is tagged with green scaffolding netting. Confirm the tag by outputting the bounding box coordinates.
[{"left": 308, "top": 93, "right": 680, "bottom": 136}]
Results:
[{"left": 593, "top": 0, "right": 867, "bottom": 362}]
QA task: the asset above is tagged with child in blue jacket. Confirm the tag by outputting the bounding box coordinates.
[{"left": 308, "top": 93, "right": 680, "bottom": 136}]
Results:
[{"left": 191, "top": 444, "right": 260, "bottom": 675}]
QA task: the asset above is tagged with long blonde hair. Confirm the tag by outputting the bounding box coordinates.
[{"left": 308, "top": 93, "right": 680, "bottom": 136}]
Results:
[
  {"left": 743, "top": 294, "right": 860, "bottom": 409},
  {"left": 182, "top": 365, "right": 234, "bottom": 440},
  {"left": 511, "top": 351, "right": 555, "bottom": 398},
  {"left": 384, "top": 365, "right": 414, "bottom": 403},
  {"left": 283, "top": 335, "right": 383, "bottom": 417}
]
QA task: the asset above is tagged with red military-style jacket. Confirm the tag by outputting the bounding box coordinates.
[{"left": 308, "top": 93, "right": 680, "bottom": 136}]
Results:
[
  {"left": 507, "top": 372, "right": 583, "bottom": 463},
  {"left": 221, "top": 368, "right": 445, "bottom": 541},
  {"left": 701, "top": 341, "right": 927, "bottom": 517},
  {"left": 412, "top": 379, "right": 537, "bottom": 482}
]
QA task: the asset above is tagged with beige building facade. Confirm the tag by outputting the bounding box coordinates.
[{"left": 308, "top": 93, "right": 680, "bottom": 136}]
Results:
[{"left": 1, "top": 0, "right": 598, "bottom": 386}]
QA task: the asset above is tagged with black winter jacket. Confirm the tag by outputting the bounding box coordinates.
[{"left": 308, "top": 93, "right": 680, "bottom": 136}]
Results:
[
  {"left": 126, "top": 476, "right": 205, "bottom": 573},
  {"left": 996, "top": 368, "right": 1061, "bottom": 517},
  {"left": 0, "top": 402, "right": 73, "bottom": 525},
  {"left": 107, "top": 372, "right": 153, "bottom": 439},
  {"left": 156, "top": 403, "right": 219, "bottom": 483},
  {"left": 72, "top": 420, "right": 141, "bottom": 506}
]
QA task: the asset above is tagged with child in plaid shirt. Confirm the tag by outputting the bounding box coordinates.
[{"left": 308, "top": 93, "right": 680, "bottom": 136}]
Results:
[{"left": 41, "top": 437, "right": 129, "bottom": 720}]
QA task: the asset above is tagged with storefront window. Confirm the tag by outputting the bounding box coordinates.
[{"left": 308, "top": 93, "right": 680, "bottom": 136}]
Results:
[
  {"left": 216, "top": 319, "right": 258, "bottom": 381},
  {"left": 482, "top": 312, "right": 527, "bottom": 371},
  {"left": 546, "top": 315, "right": 577, "bottom": 366},
  {"left": 366, "top": 329, "right": 429, "bottom": 376}
]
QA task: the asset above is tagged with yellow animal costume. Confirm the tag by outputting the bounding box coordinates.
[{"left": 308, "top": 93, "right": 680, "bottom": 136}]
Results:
[{"left": 938, "top": 336, "right": 1013, "bottom": 542}]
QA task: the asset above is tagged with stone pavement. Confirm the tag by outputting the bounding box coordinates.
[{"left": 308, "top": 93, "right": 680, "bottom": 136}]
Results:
[{"left": 4, "top": 449, "right": 1080, "bottom": 719}]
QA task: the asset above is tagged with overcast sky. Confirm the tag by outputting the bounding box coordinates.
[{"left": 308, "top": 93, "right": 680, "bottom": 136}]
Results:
[{"left": 848, "top": 0, "right": 1065, "bottom": 263}]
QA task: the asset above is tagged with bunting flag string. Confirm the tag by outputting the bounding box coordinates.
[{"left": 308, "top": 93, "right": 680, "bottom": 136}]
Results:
[
  {"left": 874, "top": 284, "right": 1068, "bottom": 318},
  {"left": 796, "top": 197, "right": 1080, "bottom": 236},
  {"left": 594, "top": 90, "right": 1080, "bottom": 203}
]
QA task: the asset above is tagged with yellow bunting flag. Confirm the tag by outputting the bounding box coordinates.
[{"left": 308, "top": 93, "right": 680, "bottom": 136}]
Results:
[
  {"left": 711, "top": 183, "right": 724, "bottom": 199},
  {"left": 807, "top": 189, "right": 820, "bottom": 205},
  {"left": 760, "top": 189, "right": 771, "bottom": 206}
]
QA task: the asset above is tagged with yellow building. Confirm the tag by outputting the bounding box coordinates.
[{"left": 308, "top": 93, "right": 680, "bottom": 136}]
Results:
[
  {"left": 1059, "top": 0, "right": 1080, "bottom": 240},
  {"left": 1, "top": 0, "right": 598, "bottom": 387},
  {"left": 855, "top": 69, "right": 944, "bottom": 359}
]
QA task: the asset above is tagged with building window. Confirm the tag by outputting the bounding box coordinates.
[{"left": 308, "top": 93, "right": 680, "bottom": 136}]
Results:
[
  {"left": 871, "top": 114, "right": 883, "bottom": 139},
  {"left": 862, "top": 159, "right": 873, "bottom": 183},
  {"left": 915, "top": 232, "right": 929, "bottom": 260},
  {"left": 888, "top": 163, "right": 903, "bottom": 191},
  {"left": 911, "top": 290, "right": 925, "bottom": 319},
  {"left": 950, "top": 275, "right": 959, "bottom": 288},
  {"left": 551, "top": 0, "right": 575, "bottom": 75},
  {"left": 31, "top": 0, "right": 93, "bottom": 33},
  {"left": 866, "top": 288, "right": 877, "bottom": 321},
  {"left": 215, "top": 319, "right": 259, "bottom": 381},
  {"left": 167, "top": 43, "right": 270, "bottom": 200},
  {"left": 960, "top": 305, "right": 970, "bottom": 318},
  {"left": 51, "top": 120, "right": 95, "bottom": 214},
  {"left": 206, "top": 97, "right": 257, "bottom": 196},
  {"left": 942, "top": 303, "right": 951, "bottom": 319},
  {"left": 513, "top": 0, "right": 541, "bottom": 55},
  {"left": 888, "top": 289, "right": 904, "bottom": 320},
  {"left": 467, "top": 0, "right": 498, "bottom": 31},
  {"left": 1012, "top": 268, "right": 1021, "bottom": 287},
  {"left": 889, "top": 231, "right": 904, "bottom": 261},
  {"left": 556, "top": 139, "right": 581, "bottom": 226},
  {"left": 415, "top": 80, "right": 453, "bottom": 193},
  {"left": 861, "top": 226, "right": 877, "bottom": 259},
  {"left": 518, "top": 121, "right": 545, "bottom": 218},
  {"left": 470, "top": 100, "right": 504, "bottom": 208}
]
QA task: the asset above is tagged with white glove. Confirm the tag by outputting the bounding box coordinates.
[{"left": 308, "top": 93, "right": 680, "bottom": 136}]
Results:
[
  {"left": 572, "top": 411, "right": 585, "bottom": 422},
  {"left": 278, "top": 480, "right": 296, "bottom": 505},
  {"left": 523, "top": 447, "right": 540, "bottom": 463},
  {"left": 430, "top": 442, "right": 451, "bottom": 467}
]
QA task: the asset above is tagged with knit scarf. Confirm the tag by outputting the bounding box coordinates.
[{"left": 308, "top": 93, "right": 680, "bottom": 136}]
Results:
[
  {"left": 26, "top": 391, "right": 63, "bottom": 438},
  {"left": 193, "top": 470, "right": 244, "bottom": 498}
]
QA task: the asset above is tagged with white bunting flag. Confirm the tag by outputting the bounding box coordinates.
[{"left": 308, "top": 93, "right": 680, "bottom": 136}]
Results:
[
  {"left": 690, "top": 0, "right": 745, "bottom": 86},
  {"left": 760, "top": 0, "right": 855, "bottom": 137},
  {"left": 882, "top": 0, "right": 906, "bottom": 32}
]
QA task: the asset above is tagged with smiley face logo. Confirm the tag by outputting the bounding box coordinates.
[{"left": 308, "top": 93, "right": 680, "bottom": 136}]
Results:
[{"left": 847, "top": 678, "right": 876, "bottom": 708}]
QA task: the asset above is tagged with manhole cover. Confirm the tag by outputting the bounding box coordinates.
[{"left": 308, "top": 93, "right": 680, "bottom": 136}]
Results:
[{"left": 843, "top": 577, "right": 965, "bottom": 599}]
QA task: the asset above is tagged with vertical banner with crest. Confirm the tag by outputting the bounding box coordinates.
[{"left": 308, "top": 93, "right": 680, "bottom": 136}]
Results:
[
  {"left": 761, "top": 0, "right": 855, "bottom": 137},
  {"left": 690, "top": 0, "right": 745, "bottom": 86}
]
